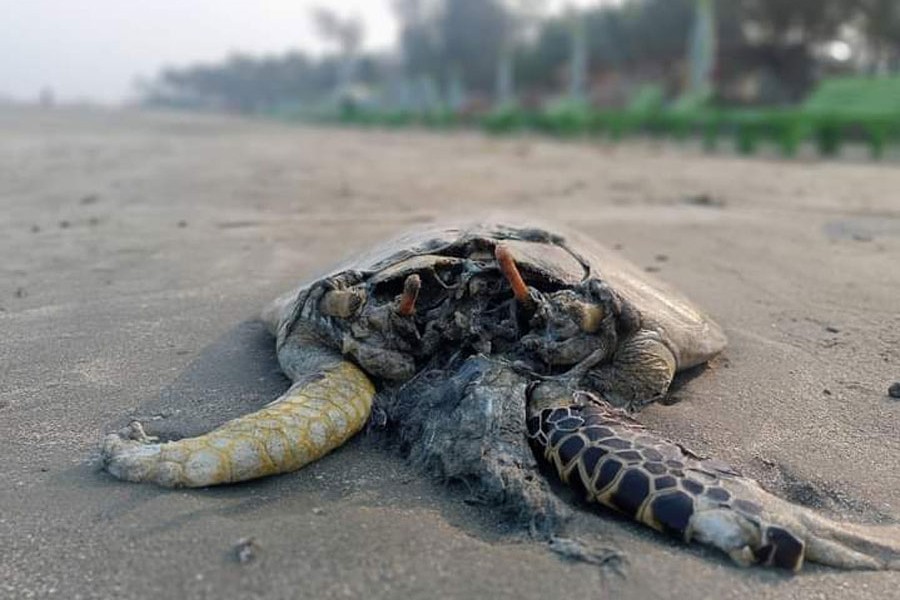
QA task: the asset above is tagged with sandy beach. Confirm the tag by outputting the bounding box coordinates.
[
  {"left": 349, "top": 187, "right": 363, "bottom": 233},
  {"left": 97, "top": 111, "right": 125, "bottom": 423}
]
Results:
[{"left": 1, "top": 106, "right": 898, "bottom": 599}]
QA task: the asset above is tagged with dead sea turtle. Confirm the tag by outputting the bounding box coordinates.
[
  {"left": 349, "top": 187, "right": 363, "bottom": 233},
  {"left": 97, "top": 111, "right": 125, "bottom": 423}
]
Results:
[{"left": 102, "top": 222, "right": 900, "bottom": 572}]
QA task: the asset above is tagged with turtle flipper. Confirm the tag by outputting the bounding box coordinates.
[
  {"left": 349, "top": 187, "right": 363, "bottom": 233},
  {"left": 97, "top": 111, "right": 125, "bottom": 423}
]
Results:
[
  {"left": 735, "top": 488, "right": 900, "bottom": 570},
  {"left": 583, "top": 329, "right": 676, "bottom": 409},
  {"left": 526, "top": 389, "right": 900, "bottom": 571},
  {"left": 102, "top": 361, "right": 374, "bottom": 487}
]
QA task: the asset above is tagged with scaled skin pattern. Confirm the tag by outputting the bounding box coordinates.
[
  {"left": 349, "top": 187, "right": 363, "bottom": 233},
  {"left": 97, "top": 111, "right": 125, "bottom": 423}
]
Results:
[
  {"left": 101, "top": 222, "right": 900, "bottom": 572},
  {"left": 103, "top": 362, "right": 373, "bottom": 487}
]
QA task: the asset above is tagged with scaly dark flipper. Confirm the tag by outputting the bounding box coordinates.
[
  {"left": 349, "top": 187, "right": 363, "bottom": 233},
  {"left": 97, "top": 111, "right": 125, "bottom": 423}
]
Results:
[{"left": 526, "top": 389, "right": 900, "bottom": 571}]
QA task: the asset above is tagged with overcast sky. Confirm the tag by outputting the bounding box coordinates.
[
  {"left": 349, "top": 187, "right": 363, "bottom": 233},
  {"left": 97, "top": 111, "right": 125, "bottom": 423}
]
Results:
[{"left": 0, "top": 0, "right": 606, "bottom": 104}]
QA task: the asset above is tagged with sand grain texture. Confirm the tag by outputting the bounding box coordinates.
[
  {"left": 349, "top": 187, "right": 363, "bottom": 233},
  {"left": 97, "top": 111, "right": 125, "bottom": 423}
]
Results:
[{"left": 1, "top": 107, "right": 899, "bottom": 599}]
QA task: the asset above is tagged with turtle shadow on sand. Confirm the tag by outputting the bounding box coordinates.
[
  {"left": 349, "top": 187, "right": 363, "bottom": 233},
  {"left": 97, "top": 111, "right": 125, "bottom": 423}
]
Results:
[{"left": 103, "top": 320, "right": 291, "bottom": 441}]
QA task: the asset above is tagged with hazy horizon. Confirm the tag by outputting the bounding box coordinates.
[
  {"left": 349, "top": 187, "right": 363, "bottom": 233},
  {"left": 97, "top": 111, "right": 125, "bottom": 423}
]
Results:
[{"left": 1, "top": 0, "right": 605, "bottom": 105}]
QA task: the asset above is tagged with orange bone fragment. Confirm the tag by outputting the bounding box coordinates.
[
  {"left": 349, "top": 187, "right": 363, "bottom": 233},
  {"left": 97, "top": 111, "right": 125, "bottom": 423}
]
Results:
[
  {"left": 495, "top": 245, "right": 531, "bottom": 305},
  {"left": 397, "top": 274, "right": 421, "bottom": 316}
]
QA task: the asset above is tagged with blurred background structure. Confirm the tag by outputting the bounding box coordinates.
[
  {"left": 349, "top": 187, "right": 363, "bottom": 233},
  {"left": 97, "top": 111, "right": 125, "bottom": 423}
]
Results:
[
  {"left": 4, "top": 0, "right": 900, "bottom": 157},
  {"left": 124, "top": 0, "right": 900, "bottom": 110}
]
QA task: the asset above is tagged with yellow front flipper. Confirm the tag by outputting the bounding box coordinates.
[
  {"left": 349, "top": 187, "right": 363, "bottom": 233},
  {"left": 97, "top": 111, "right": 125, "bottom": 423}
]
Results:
[{"left": 101, "top": 361, "right": 374, "bottom": 487}]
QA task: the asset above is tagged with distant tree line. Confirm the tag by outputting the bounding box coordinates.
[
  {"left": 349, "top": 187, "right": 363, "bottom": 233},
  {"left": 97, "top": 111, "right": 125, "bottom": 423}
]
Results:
[
  {"left": 140, "top": 0, "right": 900, "bottom": 113},
  {"left": 137, "top": 52, "right": 390, "bottom": 113}
]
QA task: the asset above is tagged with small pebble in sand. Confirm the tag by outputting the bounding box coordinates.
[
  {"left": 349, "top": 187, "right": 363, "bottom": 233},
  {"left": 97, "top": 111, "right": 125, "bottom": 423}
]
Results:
[
  {"left": 548, "top": 536, "right": 622, "bottom": 569},
  {"left": 644, "top": 265, "right": 660, "bottom": 273},
  {"left": 654, "top": 254, "right": 669, "bottom": 262},
  {"left": 234, "top": 537, "right": 259, "bottom": 564},
  {"left": 177, "top": 220, "right": 188, "bottom": 228},
  {"left": 684, "top": 193, "right": 725, "bottom": 208},
  {"left": 30, "top": 225, "right": 40, "bottom": 233},
  {"left": 888, "top": 382, "right": 900, "bottom": 399},
  {"left": 825, "top": 326, "right": 840, "bottom": 333},
  {"left": 311, "top": 507, "right": 325, "bottom": 515},
  {"left": 59, "top": 220, "right": 70, "bottom": 229}
]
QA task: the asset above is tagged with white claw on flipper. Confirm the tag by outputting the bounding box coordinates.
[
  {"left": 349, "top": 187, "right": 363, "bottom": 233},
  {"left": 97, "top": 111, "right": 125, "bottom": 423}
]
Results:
[{"left": 101, "top": 433, "right": 166, "bottom": 483}]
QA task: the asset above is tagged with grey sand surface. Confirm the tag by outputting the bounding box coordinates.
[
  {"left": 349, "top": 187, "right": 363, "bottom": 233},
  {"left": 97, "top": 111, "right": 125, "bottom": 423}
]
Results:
[{"left": 1, "top": 107, "right": 899, "bottom": 598}]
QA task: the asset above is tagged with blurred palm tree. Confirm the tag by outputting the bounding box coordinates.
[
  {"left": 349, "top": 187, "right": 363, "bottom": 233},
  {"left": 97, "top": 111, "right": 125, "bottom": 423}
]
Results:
[
  {"left": 495, "top": 0, "right": 545, "bottom": 105},
  {"left": 312, "top": 7, "right": 365, "bottom": 93},
  {"left": 854, "top": 0, "right": 900, "bottom": 73},
  {"left": 687, "top": 0, "right": 716, "bottom": 98}
]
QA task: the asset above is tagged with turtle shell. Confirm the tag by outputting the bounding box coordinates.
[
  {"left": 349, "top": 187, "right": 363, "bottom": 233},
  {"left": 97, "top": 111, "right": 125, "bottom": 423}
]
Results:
[
  {"left": 267, "top": 221, "right": 726, "bottom": 371},
  {"left": 324, "top": 222, "right": 588, "bottom": 287}
]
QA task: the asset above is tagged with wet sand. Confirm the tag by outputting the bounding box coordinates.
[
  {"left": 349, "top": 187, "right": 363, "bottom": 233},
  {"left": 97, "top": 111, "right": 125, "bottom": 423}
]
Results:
[{"left": 1, "top": 106, "right": 898, "bottom": 599}]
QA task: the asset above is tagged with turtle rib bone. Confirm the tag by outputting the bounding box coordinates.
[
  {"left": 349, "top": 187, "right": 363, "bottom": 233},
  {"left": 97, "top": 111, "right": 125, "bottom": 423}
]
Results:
[
  {"left": 396, "top": 274, "right": 421, "bottom": 316},
  {"left": 495, "top": 245, "right": 531, "bottom": 306}
]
